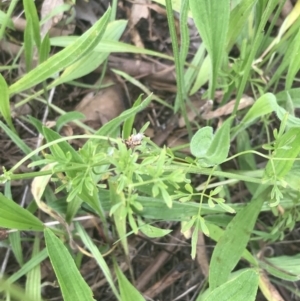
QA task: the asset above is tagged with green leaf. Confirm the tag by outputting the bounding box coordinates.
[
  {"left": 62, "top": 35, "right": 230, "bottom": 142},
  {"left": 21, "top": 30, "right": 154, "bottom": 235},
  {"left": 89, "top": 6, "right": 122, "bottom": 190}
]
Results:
[
  {"left": 138, "top": 217, "right": 172, "bottom": 238},
  {"left": 209, "top": 193, "right": 264, "bottom": 290},
  {"left": 23, "top": 0, "right": 41, "bottom": 49},
  {"left": 259, "top": 258, "right": 300, "bottom": 282},
  {"left": 190, "top": 127, "right": 213, "bottom": 158},
  {"left": 9, "top": 231, "right": 24, "bottom": 266},
  {"left": 205, "top": 117, "right": 232, "bottom": 163},
  {"left": 52, "top": 20, "right": 127, "bottom": 86},
  {"left": 203, "top": 269, "right": 259, "bottom": 301},
  {"left": 189, "top": 0, "right": 230, "bottom": 97},
  {"left": 233, "top": 93, "right": 300, "bottom": 139},
  {"left": 9, "top": 8, "right": 111, "bottom": 95},
  {"left": 42, "top": 126, "right": 83, "bottom": 163},
  {"left": 44, "top": 228, "right": 95, "bottom": 301},
  {"left": 122, "top": 96, "right": 142, "bottom": 139},
  {"left": 226, "top": 0, "right": 257, "bottom": 51},
  {"left": 0, "top": 74, "right": 15, "bottom": 132},
  {"left": 75, "top": 223, "right": 121, "bottom": 300},
  {"left": 56, "top": 111, "right": 85, "bottom": 132},
  {"left": 286, "top": 28, "right": 300, "bottom": 90},
  {"left": 263, "top": 127, "right": 300, "bottom": 181},
  {"left": 24, "top": 16, "right": 34, "bottom": 72},
  {"left": 109, "top": 179, "right": 129, "bottom": 255},
  {"left": 50, "top": 39, "right": 172, "bottom": 61},
  {"left": 0, "top": 193, "right": 44, "bottom": 231},
  {"left": 39, "top": 33, "right": 51, "bottom": 64},
  {"left": 0, "top": 10, "right": 15, "bottom": 30},
  {"left": 190, "top": 117, "right": 232, "bottom": 166},
  {"left": 114, "top": 263, "right": 145, "bottom": 301},
  {"left": 90, "top": 93, "right": 152, "bottom": 138},
  {"left": 25, "top": 235, "right": 42, "bottom": 301},
  {"left": 6, "top": 249, "right": 48, "bottom": 285}
]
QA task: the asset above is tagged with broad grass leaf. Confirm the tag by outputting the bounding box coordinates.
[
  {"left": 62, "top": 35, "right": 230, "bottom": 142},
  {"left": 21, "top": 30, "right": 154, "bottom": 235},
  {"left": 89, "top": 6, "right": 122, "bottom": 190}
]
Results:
[
  {"left": 24, "top": 16, "right": 34, "bottom": 72},
  {"left": 52, "top": 20, "right": 127, "bottom": 86},
  {"left": 50, "top": 38, "right": 172, "bottom": 60},
  {"left": 277, "top": 88, "right": 300, "bottom": 107},
  {"left": 114, "top": 263, "right": 145, "bottom": 301},
  {"left": 226, "top": 0, "right": 257, "bottom": 51},
  {"left": 0, "top": 10, "right": 14, "bottom": 30},
  {"left": 263, "top": 127, "right": 300, "bottom": 181},
  {"left": 202, "top": 269, "right": 259, "bottom": 301},
  {"left": 189, "top": 0, "right": 230, "bottom": 97},
  {"left": 259, "top": 259, "right": 300, "bottom": 282},
  {"left": 0, "top": 193, "right": 44, "bottom": 231},
  {"left": 286, "top": 28, "right": 300, "bottom": 90},
  {"left": 23, "top": 0, "right": 41, "bottom": 49},
  {"left": 284, "top": 161, "right": 300, "bottom": 191},
  {"left": 39, "top": 33, "right": 51, "bottom": 64},
  {"left": 9, "top": 8, "right": 111, "bottom": 95},
  {"left": 209, "top": 194, "right": 264, "bottom": 290},
  {"left": 9, "top": 231, "right": 23, "bottom": 266},
  {"left": 0, "top": 280, "right": 41, "bottom": 301},
  {"left": 233, "top": 93, "right": 300, "bottom": 139},
  {"left": 44, "top": 228, "right": 95, "bottom": 301},
  {"left": 0, "top": 74, "right": 15, "bottom": 132},
  {"left": 190, "top": 54, "right": 210, "bottom": 95},
  {"left": 25, "top": 235, "right": 41, "bottom": 301},
  {"left": 185, "top": 44, "right": 206, "bottom": 96}
]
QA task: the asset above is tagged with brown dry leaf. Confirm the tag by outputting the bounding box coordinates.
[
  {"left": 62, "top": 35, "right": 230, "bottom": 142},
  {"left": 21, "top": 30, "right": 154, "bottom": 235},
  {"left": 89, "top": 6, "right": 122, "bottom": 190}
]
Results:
[
  {"left": 127, "top": 0, "right": 149, "bottom": 49},
  {"left": 108, "top": 55, "right": 176, "bottom": 83},
  {"left": 75, "top": 80, "right": 125, "bottom": 127},
  {"left": 202, "top": 95, "right": 254, "bottom": 120},
  {"left": 41, "top": 0, "right": 64, "bottom": 38},
  {"left": 259, "top": 270, "right": 285, "bottom": 301},
  {"left": 10, "top": 16, "right": 75, "bottom": 38},
  {"left": 196, "top": 231, "right": 209, "bottom": 277},
  {"left": 130, "top": 0, "right": 149, "bottom": 27}
]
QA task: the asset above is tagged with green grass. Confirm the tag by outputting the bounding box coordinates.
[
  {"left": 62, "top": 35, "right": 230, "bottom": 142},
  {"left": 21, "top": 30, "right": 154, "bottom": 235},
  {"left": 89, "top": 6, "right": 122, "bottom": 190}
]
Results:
[{"left": 1, "top": 1, "right": 300, "bottom": 300}]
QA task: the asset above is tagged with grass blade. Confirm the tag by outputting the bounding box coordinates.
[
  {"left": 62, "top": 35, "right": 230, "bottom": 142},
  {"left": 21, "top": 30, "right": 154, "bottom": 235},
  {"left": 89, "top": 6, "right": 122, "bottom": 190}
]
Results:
[
  {"left": 75, "top": 223, "right": 121, "bottom": 301},
  {"left": 209, "top": 191, "right": 265, "bottom": 290},
  {"left": 9, "top": 8, "right": 111, "bottom": 95},
  {"left": 0, "top": 74, "right": 16, "bottom": 132}
]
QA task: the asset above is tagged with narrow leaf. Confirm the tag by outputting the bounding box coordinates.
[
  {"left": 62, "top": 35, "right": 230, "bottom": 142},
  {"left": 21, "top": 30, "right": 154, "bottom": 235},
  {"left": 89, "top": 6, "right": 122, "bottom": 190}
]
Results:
[
  {"left": 0, "top": 74, "right": 15, "bottom": 132},
  {"left": 115, "top": 263, "right": 145, "bottom": 301},
  {"left": 209, "top": 194, "right": 264, "bottom": 290},
  {"left": 9, "top": 8, "right": 111, "bottom": 95}
]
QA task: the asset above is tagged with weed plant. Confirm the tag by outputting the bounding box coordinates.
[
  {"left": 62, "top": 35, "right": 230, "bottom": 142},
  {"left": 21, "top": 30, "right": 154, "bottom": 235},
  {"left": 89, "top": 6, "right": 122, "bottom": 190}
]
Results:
[{"left": 0, "top": 1, "right": 300, "bottom": 300}]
